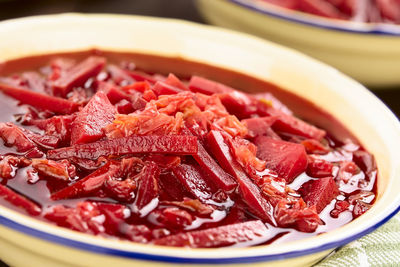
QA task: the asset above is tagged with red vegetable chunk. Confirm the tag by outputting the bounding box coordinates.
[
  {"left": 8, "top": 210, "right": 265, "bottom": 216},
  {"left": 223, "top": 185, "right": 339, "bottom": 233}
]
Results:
[
  {"left": 262, "top": 0, "right": 299, "bottom": 9},
  {"left": 51, "top": 162, "right": 120, "bottom": 200},
  {"left": 306, "top": 155, "right": 333, "bottom": 178},
  {"left": 207, "top": 130, "right": 275, "bottom": 225},
  {"left": 47, "top": 135, "right": 198, "bottom": 160},
  {"left": 171, "top": 163, "right": 213, "bottom": 202},
  {"left": 165, "top": 73, "right": 188, "bottom": 91},
  {"left": 255, "top": 136, "right": 308, "bottom": 183},
  {"left": 97, "top": 81, "right": 130, "bottom": 104},
  {"left": 242, "top": 116, "right": 279, "bottom": 139},
  {"left": 71, "top": 91, "right": 117, "bottom": 145},
  {"left": 299, "top": 177, "right": 339, "bottom": 213},
  {"left": 134, "top": 161, "right": 160, "bottom": 211},
  {"left": 271, "top": 112, "right": 326, "bottom": 140},
  {"left": 299, "top": 0, "right": 343, "bottom": 19},
  {"left": 0, "top": 122, "right": 36, "bottom": 152},
  {"left": 154, "top": 220, "right": 271, "bottom": 248},
  {"left": 0, "top": 184, "right": 41, "bottom": 216},
  {"left": 0, "top": 83, "right": 79, "bottom": 114},
  {"left": 189, "top": 76, "right": 233, "bottom": 95},
  {"left": 193, "top": 141, "right": 237, "bottom": 192},
  {"left": 52, "top": 56, "right": 106, "bottom": 97},
  {"left": 29, "top": 115, "right": 75, "bottom": 144},
  {"left": 153, "top": 81, "right": 183, "bottom": 96}
]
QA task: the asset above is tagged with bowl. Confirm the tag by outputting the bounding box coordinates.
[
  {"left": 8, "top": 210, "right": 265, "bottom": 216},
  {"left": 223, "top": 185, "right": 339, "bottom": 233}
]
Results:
[
  {"left": 196, "top": 0, "right": 400, "bottom": 87},
  {"left": 0, "top": 13, "right": 399, "bottom": 267}
]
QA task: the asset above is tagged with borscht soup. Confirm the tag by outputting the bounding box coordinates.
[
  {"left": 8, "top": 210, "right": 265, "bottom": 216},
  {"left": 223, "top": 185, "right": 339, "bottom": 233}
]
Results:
[{"left": 0, "top": 50, "right": 377, "bottom": 248}]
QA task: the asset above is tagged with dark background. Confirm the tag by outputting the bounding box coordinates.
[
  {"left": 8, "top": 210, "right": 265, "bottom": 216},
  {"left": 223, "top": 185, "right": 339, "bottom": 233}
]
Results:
[{"left": 0, "top": 0, "right": 399, "bottom": 117}]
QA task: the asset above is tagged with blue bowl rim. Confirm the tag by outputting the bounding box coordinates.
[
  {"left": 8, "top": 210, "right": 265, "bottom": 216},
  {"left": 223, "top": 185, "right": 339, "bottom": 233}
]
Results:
[
  {"left": 0, "top": 204, "right": 399, "bottom": 264},
  {"left": 228, "top": 0, "right": 400, "bottom": 36}
]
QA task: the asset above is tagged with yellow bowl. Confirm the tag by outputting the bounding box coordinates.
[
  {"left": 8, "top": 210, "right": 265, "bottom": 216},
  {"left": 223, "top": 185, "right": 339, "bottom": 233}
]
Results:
[
  {"left": 0, "top": 13, "right": 399, "bottom": 267},
  {"left": 197, "top": 0, "right": 400, "bottom": 87}
]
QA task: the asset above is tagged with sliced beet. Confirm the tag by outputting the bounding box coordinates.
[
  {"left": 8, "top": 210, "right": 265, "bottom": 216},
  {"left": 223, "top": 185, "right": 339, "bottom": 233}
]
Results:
[
  {"left": 299, "top": 0, "right": 344, "bottom": 19},
  {"left": 71, "top": 91, "right": 117, "bottom": 145},
  {"left": 96, "top": 202, "right": 128, "bottom": 235},
  {"left": 50, "top": 162, "right": 120, "bottom": 200},
  {"left": 206, "top": 130, "right": 275, "bottom": 225},
  {"left": 47, "top": 135, "right": 198, "bottom": 160},
  {"left": 126, "top": 70, "right": 158, "bottom": 84},
  {"left": 271, "top": 112, "right": 326, "bottom": 140},
  {"left": 0, "top": 184, "right": 41, "bottom": 216},
  {"left": 29, "top": 115, "right": 75, "bottom": 144},
  {"left": 188, "top": 76, "right": 233, "bottom": 95},
  {"left": 0, "top": 83, "right": 79, "bottom": 114},
  {"left": 158, "top": 171, "right": 190, "bottom": 201},
  {"left": 32, "top": 159, "right": 74, "bottom": 181},
  {"left": 97, "top": 81, "right": 130, "bottom": 104},
  {"left": 306, "top": 155, "right": 333, "bottom": 178},
  {"left": 242, "top": 116, "right": 278, "bottom": 139},
  {"left": 376, "top": 0, "right": 400, "bottom": 22},
  {"left": 255, "top": 136, "right": 308, "bottom": 183},
  {"left": 218, "top": 91, "right": 258, "bottom": 120},
  {"left": 301, "top": 139, "right": 330, "bottom": 154},
  {"left": 193, "top": 141, "right": 237, "bottom": 192},
  {"left": 107, "top": 64, "right": 134, "bottom": 85},
  {"left": 262, "top": 0, "right": 299, "bottom": 9},
  {"left": 0, "top": 122, "right": 36, "bottom": 152},
  {"left": 171, "top": 163, "right": 213, "bottom": 202},
  {"left": 44, "top": 205, "right": 89, "bottom": 233},
  {"left": 299, "top": 177, "right": 339, "bottom": 213},
  {"left": 52, "top": 56, "right": 106, "bottom": 97},
  {"left": 133, "top": 161, "right": 160, "bottom": 211},
  {"left": 165, "top": 73, "right": 188, "bottom": 91},
  {"left": 353, "top": 150, "right": 377, "bottom": 174},
  {"left": 274, "top": 198, "right": 320, "bottom": 232},
  {"left": 253, "top": 92, "right": 293, "bottom": 115},
  {"left": 153, "top": 220, "right": 270, "bottom": 248},
  {"left": 153, "top": 81, "right": 183, "bottom": 96},
  {"left": 352, "top": 200, "right": 372, "bottom": 218},
  {"left": 103, "top": 178, "right": 137, "bottom": 202},
  {"left": 21, "top": 71, "right": 47, "bottom": 93}
]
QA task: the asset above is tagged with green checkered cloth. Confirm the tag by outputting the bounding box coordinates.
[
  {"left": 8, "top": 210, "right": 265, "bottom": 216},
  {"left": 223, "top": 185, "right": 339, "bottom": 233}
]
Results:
[{"left": 315, "top": 213, "right": 400, "bottom": 267}]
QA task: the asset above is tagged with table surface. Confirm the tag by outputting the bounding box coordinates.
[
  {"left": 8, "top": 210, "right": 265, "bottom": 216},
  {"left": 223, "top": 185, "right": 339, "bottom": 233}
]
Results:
[{"left": 0, "top": 0, "right": 398, "bottom": 266}]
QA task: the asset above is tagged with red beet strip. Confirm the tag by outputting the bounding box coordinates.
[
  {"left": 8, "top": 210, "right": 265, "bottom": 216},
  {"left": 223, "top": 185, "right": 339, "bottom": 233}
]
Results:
[
  {"left": 52, "top": 56, "right": 106, "bottom": 97},
  {"left": 206, "top": 130, "right": 276, "bottom": 225},
  {"left": 188, "top": 76, "right": 234, "bottom": 95},
  {"left": 70, "top": 91, "right": 117, "bottom": 145},
  {"left": 51, "top": 162, "right": 120, "bottom": 200},
  {"left": 47, "top": 135, "right": 198, "bottom": 160},
  {"left": 0, "top": 83, "right": 79, "bottom": 114},
  {"left": 134, "top": 161, "right": 160, "bottom": 211},
  {"left": 0, "top": 184, "right": 41, "bottom": 216},
  {"left": 193, "top": 141, "right": 237, "bottom": 192},
  {"left": 171, "top": 163, "right": 213, "bottom": 202},
  {"left": 153, "top": 220, "right": 270, "bottom": 248}
]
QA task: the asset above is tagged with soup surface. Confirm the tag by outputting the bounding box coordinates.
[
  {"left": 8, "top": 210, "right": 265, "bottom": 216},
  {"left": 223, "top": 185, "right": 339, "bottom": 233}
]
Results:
[{"left": 0, "top": 50, "right": 377, "bottom": 248}]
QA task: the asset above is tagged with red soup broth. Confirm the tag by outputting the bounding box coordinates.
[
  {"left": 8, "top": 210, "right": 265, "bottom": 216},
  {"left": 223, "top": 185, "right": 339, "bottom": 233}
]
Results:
[{"left": 0, "top": 50, "right": 377, "bottom": 248}]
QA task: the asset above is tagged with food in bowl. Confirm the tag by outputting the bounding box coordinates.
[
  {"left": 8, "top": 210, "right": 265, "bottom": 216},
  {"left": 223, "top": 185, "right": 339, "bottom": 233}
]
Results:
[
  {"left": 0, "top": 50, "right": 377, "bottom": 248},
  {"left": 259, "top": 0, "right": 400, "bottom": 23}
]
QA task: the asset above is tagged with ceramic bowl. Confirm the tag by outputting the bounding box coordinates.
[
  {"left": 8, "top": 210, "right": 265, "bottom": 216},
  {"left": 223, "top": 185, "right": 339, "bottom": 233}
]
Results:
[
  {"left": 196, "top": 0, "right": 400, "bottom": 87},
  {"left": 0, "top": 13, "right": 399, "bottom": 267}
]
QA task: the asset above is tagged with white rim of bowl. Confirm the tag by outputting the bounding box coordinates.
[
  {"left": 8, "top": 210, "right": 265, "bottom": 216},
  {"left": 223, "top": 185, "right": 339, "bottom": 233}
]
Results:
[
  {"left": 0, "top": 13, "right": 399, "bottom": 264},
  {"left": 229, "top": 0, "right": 400, "bottom": 36}
]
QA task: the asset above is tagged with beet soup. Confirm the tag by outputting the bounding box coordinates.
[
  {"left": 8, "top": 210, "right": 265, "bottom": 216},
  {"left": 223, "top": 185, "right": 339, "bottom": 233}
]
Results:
[{"left": 0, "top": 50, "right": 377, "bottom": 248}]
